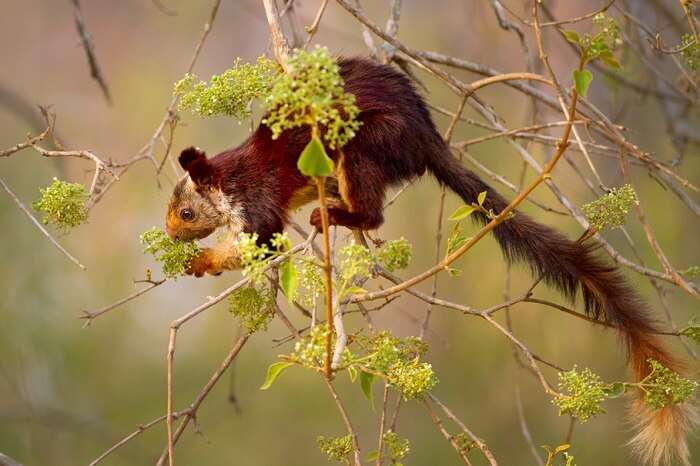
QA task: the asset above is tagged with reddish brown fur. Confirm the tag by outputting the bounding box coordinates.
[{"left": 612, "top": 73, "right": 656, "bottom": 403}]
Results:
[{"left": 172, "top": 57, "right": 693, "bottom": 462}]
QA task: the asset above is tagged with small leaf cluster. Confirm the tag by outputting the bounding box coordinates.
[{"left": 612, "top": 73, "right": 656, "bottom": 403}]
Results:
[
  {"left": 563, "top": 13, "right": 622, "bottom": 67},
  {"left": 680, "top": 34, "right": 700, "bottom": 71},
  {"left": 317, "top": 434, "right": 352, "bottom": 463},
  {"left": 382, "top": 430, "right": 410, "bottom": 465},
  {"left": 553, "top": 367, "right": 607, "bottom": 422},
  {"left": 263, "top": 46, "right": 362, "bottom": 150},
  {"left": 563, "top": 13, "right": 622, "bottom": 97},
  {"left": 140, "top": 227, "right": 199, "bottom": 278},
  {"left": 582, "top": 184, "right": 637, "bottom": 231},
  {"left": 376, "top": 238, "right": 412, "bottom": 272},
  {"left": 638, "top": 359, "right": 697, "bottom": 409},
  {"left": 174, "top": 56, "right": 279, "bottom": 119},
  {"left": 32, "top": 178, "right": 88, "bottom": 231},
  {"left": 228, "top": 285, "right": 276, "bottom": 333},
  {"left": 445, "top": 191, "right": 492, "bottom": 271}
]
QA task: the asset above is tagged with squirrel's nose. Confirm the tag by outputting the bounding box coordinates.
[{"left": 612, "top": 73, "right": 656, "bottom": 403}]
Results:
[{"left": 166, "top": 225, "right": 179, "bottom": 240}]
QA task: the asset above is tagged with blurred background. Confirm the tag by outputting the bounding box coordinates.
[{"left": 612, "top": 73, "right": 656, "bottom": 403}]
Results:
[{"left": 1, "top": 1, "right": 699, "bottom": 465}]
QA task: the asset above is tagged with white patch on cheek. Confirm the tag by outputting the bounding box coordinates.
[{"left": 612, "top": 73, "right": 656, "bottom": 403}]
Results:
[
  {"left": 207, "top": 188, "right": 246, "bottom": 235},
  {"left": 226, "top": 202, "right": 246, "bottom": 235}
]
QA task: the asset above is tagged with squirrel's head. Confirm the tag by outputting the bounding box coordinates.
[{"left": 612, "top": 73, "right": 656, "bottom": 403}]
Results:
[{"left": 166, "top": 147, "right": 230, "bottom": 241}]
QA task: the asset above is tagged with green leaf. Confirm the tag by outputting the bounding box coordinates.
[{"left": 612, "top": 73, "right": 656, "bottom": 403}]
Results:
[
  {"left": 477, "top": 191, "right": 487, "bottom": 206},
  {"left": 562, "top": 30, "right": 581, "bottom": 45},
  {"left": 260, "top": 362, "right": 294, "bottom": 390},
  {"left": 448, "top": 205, "right": 477, "bottom": 221},
  {"left": 604, "top": 382, "right": 626, "bottom": 399},
  {"left": 279, "top": 259, "right": 298, "bottom": 302},
  {"left": 598, "top": 50, "right": 621, "bottom": 69},
  {"left": 348, "top": 365, "right": 358, "bottom": 383},
  {"left": 297, "top": 136, "right": 334, "bottom": 177},
  {"left": 366, "top": 451, "right": 379, "bottom": 461},
  {"left": 573, "top": 69, "right": 593, "bottom": 97},
  {"left": 360, "top": 371, "right": 375, "bottom": 406}
]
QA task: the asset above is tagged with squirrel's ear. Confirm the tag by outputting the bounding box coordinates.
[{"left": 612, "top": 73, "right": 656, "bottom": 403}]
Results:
[{"left": 179, "top": 147, "right": 213, "bottom": 186}]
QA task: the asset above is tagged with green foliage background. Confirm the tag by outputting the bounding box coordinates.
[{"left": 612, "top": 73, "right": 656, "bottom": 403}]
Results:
[{"left": 1, "top": 1, "right": 699, "bottom": 465}]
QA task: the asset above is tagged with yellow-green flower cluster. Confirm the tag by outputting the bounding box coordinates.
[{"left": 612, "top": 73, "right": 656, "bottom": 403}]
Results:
[
  {"left": 376, "top": 237, "right": 412, "bottom": 272},
  {"left": 297, "top": 256, "right": 324, "bottom": 308},
  {"left": 32, "top": 178, "right": 88, "bottom": 231},
  {"left": 236, "top": 232, "right": 290, "bottom": 285},
  {"left": 140, "top": 227, "right": 199, "bottom": 278},
  {"left": 174, "top": 56, "right": 279, "bottom": 119},
  {"left": 360, "top": 332, "right": 427, "bottom": 374},
  {"left": 293, "top": 324, "right": 329, "bottom": 367},
  {"left": 339, "top": 242, "right": 374, "bottom": 283},
  {"left": 357, "top": 332, "right": 435, "bottom": 401},
  {"left": 383, "top": 430, "right": 410, "bottom": 465},
  {"left": 263, "top": 46, "right": 361, "bottom": 149},
  {"left": 591, "top": 13, "right": 622, "bottom": 51},
  {"left": 387, "top": 360, "right": 438, "bottom": 400},
  {"left": 228, "top": 285, "right": 276, "bottom": 333},
  {"left": 553, "top": 367, "right": 607, "bottom": 422},
  {"left": 582, "top": 184, "right": 637, "bottom": 231},
  {"left": 640, "top": 359, "right": 697, "bottom": 409},
  {"left": 359, "top": 333, "right": 435, "bottom": 400},
  {"left": 291, "top": 324, "right": 353, "bottom": 368},
  {"left": 681, "top": 34, "right": 700, "bottom": 71},
  {"left": 317, "top": 434, "right": 352, "bottom": 463}
]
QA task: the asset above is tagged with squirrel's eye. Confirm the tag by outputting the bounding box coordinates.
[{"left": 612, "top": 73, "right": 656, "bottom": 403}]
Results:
[{"left": 180, "top": 208, "right": 195, "bottom": 221}]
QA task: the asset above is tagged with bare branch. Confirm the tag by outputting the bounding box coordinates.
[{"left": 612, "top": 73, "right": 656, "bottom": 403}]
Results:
[{"left": 70, "top": 0, "right": 111, "bottom": 104}]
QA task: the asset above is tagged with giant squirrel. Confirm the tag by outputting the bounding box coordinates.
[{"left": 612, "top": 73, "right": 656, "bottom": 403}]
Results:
[{"left": 165, "top": 57, "right": 696, "bottom": 465}]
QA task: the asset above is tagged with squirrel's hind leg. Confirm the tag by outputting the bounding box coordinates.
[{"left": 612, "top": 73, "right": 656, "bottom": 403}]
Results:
[{"left": 310, "top": 151, "right": 385, "bottom": 231}]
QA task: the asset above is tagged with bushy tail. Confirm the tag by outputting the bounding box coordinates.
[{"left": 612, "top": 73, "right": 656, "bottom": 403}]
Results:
[{"left": 428, "top": 149, "right": 696, "bottom": 465}]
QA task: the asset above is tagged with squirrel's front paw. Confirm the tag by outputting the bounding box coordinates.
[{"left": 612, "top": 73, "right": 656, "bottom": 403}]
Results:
[
  {"left": 310, "top": 202, "right": 346, "bottom": 230},
  {"left": 186, "top": 249, "right": 224, "bottom": 277}
]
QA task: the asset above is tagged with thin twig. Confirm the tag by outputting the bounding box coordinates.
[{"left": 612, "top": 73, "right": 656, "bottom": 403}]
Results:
[
  {"left": 429, "top": 394, "right": 498, "bottom": 466},
  {"left": 375, "top": 383, "right": 390, "bottom": 466},
  {"left": 70, "top": 0, "right": 111, "bottom": 103},
  {"left": 80, "top": 278, "right": 166, "bottom": 325},
  {"left": 156, "top": 335, "right": 250, "bottom": 466},
  {"left": 262, "top": 0, "right": 291, "bottom": 70},
  {"left": 423, "top": 399, "right": 474, "bottom": 465},
  {"left": 303, "top": 0, "right": 330, "bottom": 49},
  {"left": 325, "top": 379, "right": 362, "bottom": 466}
]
